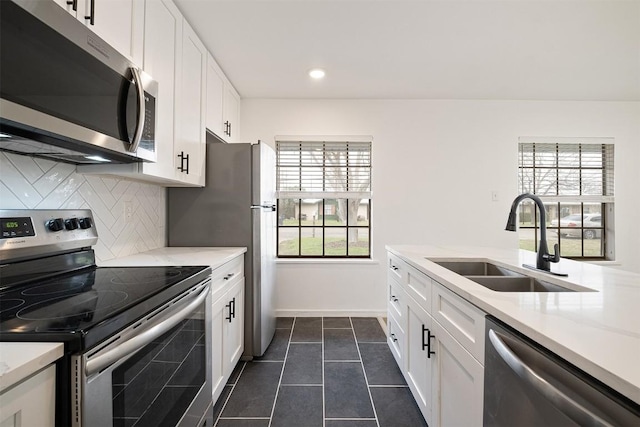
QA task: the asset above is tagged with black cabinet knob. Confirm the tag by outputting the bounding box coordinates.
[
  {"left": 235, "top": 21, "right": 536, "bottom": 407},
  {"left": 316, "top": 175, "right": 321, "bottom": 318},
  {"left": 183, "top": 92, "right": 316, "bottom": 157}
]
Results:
[
  {"left": 79, "top": 217, "right": 93, "bottom": 229},
  {"left": 47, "top": 218, "right": 64, "bottom": 232},
  {"left": 64, "top": 218, "right": 79, "bottom": 230}
]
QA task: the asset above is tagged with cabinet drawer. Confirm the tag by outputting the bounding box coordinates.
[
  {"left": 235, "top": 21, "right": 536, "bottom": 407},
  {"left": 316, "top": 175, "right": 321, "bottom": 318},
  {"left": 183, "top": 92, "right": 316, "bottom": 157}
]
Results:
[
  {"left": 405, "top": 263, "right": 432, "bottom": 309},
  {"left": 387, "top": 314, "right": 406, "bottom": 370},
  {"left": 388, "top": 253, "right": 407, "bottom": 284},
  {"left": 388, "top": 277, "right": 407, "bottom": 329},
  {"left": 211, "top": 256, "right": 244, "bottom": 297},
  {"left": 431, "top": 281, "right": 485, "bottom": 364}
]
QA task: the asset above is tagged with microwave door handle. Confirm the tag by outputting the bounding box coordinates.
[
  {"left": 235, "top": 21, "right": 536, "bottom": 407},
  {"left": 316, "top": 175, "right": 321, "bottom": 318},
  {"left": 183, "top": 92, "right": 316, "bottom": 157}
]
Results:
[
  {"left": 488, "top": 330, "right": 614, "bottom": 427},
  {"left": 128, "top": 67, "right": 146, "bottom": 153},
  {"left": 85, "top": 283, "right": 210, "bottom": 377}
]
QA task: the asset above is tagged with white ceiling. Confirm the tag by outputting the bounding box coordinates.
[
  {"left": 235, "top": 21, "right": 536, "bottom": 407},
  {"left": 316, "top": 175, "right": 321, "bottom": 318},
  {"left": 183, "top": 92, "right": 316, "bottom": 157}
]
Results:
[{"left": 173, "top": 0, "right": 640, "bottom": 101}]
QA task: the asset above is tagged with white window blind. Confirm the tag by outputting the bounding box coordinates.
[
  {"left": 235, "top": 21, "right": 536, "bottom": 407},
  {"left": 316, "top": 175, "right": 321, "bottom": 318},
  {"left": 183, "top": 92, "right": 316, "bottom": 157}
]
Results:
[
  {"left": 276, "top": 141, "right": 372, "bottom": 199},
  {"left": 518, "top": 139, "right": 614, "bottom": 203}
]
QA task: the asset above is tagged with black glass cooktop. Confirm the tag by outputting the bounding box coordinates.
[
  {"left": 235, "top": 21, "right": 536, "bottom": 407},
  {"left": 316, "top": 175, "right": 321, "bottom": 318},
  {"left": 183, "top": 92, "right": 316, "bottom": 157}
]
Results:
[{"left": 0, "top": 265, "right": 210, "bottom": 351}]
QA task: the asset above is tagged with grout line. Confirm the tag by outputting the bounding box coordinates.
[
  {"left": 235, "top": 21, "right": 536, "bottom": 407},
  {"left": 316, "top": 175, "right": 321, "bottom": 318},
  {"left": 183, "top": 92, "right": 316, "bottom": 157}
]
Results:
[
  {"left": 324, "top": 359, "right": 362, "bottom": 363},
  {"left": 369, "top": 384, "right": 409, "bottom": 388},
  {"left": 213, "top": 361, "right": 247, "bottom": 427},
  {"left": 322, "top": 316, "right": 326, "bottom": 427},
  {"left": 218, "top": 417, "right": 271, "bottom": 420},
  {"left": 350, "top": 317, "right": 381, "bottom": 427},
  {"left": 322, "top": 327, "right": 353, "bottom": 330},
  {"left": 267, "top": 317, "right": 296, "bottom": 427},
  {"left": 279, "top": 383, "right": 323, "bottom": 387},
  {"left": 289, "top": 341, "right": 323, "bottom": 344},
  {"left": 325, "top": 418, "right": 378, "bottom": 421}
]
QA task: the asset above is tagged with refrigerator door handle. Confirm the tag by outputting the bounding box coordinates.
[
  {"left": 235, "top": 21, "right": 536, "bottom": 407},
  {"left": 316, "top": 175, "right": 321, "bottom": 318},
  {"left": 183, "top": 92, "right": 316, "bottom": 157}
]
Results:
[{"left": 251, "top": 204, "right": 276, "bottom": 211}]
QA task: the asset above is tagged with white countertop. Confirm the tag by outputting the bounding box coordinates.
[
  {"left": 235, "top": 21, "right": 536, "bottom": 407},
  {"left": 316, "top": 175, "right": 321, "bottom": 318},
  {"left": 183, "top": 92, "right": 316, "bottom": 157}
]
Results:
[
  {"left": 0, "top": 343, "right": 64, "bottom": 392},
  {"left": 387, "top": 245, "right": 640, "bottom": 405},
  {"left": 99, "top": 247, "right": 247, "bottom": 268}
]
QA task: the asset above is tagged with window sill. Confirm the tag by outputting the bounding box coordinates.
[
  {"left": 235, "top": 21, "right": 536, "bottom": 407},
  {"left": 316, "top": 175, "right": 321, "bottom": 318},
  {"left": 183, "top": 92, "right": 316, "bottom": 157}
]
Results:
[
  {"left": 276, "top": 258, "right": 380, "bottom": 265},
  {"left": 585, "top": 260, "right": 620, "bottom": 267}
]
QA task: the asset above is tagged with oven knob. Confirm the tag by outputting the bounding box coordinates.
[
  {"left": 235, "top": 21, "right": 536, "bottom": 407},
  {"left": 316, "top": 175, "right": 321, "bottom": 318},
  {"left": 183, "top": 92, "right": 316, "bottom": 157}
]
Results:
[
  {"left": 79, "top": 217, "right": 93, "bottom": 229},
  {"left": 65, "top": 218, "right": 79, "bottom": 230},
  {"left": 46, "top": 218, "right": 65, "bottom": 232}
]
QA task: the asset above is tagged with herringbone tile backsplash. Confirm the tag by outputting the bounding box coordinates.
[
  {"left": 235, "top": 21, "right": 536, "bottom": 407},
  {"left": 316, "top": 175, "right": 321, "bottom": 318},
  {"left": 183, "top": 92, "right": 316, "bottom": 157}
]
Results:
[{"left": 0, "top": 153, "right": 166, "bottom": 262}]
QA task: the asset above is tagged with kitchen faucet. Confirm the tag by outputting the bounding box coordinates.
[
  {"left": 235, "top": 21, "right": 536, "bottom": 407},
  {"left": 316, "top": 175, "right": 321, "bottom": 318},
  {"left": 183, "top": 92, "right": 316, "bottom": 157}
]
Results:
[{"left": 505, "top": 193, "right": 567, "bottom": 276}]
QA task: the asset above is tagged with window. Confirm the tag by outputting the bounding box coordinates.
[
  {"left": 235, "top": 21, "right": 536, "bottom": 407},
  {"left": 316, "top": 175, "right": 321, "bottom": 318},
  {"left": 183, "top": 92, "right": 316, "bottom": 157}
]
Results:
[
  {"left": 517, "top": 138, "right": 614, "bottom": 259},
  {"left": 276, "top": 139, "right": 372, "bottom": 258}
]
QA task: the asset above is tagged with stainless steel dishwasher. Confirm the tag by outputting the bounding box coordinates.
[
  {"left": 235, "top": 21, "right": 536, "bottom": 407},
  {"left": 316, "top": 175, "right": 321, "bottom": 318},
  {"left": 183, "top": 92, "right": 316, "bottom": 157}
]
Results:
[{"left": 484, "top": 316, "right": 640, "bottom": 426}]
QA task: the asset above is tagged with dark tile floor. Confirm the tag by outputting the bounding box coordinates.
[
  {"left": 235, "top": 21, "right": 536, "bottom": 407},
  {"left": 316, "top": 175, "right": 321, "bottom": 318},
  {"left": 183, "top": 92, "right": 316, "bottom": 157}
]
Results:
[{"left": 211, "top": 317, "right": 427, "bottom": 427}]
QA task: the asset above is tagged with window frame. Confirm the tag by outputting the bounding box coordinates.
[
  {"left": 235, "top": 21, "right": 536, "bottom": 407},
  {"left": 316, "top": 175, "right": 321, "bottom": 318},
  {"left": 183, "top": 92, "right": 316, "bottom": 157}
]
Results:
[
  {"left": 275, "top": 139, "right": 372, "bottom": 259},
  {"left": 517, "top": 139, "right": 614, "bottom": 261}
]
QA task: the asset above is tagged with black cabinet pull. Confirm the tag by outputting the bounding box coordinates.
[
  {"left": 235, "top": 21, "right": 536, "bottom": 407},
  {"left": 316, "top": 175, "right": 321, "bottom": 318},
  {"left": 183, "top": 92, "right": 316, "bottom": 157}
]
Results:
[
  {"left": 84, "top": 0, "right": 94, "bottom": 25},
  {"left": 66, "top": 0, "right": 77, "bottom": 11},
  {"left": 422, "top": 325, "right": 436, "bottom": 358},
  {"left": 225, "top": 301, "right": 232, "bottom": 322},
  {"left": 224, "top": 121, "right": 230, "bottom": 136},
  {"left": 177, "top": 151, "right": 189, "bottom": 174},
  {"left": 390, "top": 333, "right": 398, "bottom": 343},
  {"left": 230, "top": 297, "right": 236, "bottom": 319},
  {"left": 228, "top": 121, "right": 232, "bottom": 137}
]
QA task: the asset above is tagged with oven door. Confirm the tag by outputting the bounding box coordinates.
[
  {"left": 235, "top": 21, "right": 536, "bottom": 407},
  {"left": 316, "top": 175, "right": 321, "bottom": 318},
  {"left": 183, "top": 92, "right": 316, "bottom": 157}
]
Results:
[{"left": 73, "top": 280, "right": 212, "bottom": 427}]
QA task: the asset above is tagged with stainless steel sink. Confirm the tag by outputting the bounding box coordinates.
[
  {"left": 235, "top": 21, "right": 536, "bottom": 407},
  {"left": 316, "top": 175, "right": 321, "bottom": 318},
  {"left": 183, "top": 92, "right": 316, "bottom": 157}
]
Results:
[
  {"left": 428, "top": 259, "right": 594, "bottom": 292},
  {"left": 465, "top": 276, "right": 575, "bottom": 292},
  {"left": 430, "top": 261, "right": 522, "bottom": 277}
]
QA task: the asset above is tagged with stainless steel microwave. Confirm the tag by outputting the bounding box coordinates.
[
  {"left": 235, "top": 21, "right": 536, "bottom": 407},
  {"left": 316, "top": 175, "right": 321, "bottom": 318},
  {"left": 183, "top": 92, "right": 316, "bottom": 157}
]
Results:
[{"left": 0, "top": 0, "right": 157, "bottom": 164}]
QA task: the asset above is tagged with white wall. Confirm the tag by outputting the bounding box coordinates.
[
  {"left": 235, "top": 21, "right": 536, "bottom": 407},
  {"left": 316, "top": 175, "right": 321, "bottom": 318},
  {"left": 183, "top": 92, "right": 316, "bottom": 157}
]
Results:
[
  {"left": 241, "top": 99, "right": 640, "bottom": 315},
  {"left": 0, "top": 153, "right": 167, "bottom": 263}
]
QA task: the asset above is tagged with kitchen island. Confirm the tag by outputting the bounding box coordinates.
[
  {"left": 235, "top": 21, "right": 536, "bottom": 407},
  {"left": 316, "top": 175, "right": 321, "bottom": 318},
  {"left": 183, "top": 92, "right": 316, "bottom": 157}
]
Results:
[{"left": 387, "top": 245, "right": 640, "bottom": 408}]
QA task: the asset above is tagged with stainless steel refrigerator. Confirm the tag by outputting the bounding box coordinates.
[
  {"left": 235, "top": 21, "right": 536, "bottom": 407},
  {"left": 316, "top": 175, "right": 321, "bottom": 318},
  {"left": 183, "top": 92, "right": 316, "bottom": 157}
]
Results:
[{"left": 167, "top": 136, "right": 276, "bottom": 358}]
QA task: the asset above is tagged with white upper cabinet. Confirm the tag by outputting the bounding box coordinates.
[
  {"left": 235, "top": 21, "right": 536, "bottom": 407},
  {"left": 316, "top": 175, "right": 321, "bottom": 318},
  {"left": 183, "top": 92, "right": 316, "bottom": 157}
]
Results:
[
  {"left": 206, "top": 55, "right": 225, "bottom": 139},
  {"left": 206, "top": 55, "right": 241, "bottom": 143},
  {"left": 53, "top": 0, "right": 144, "bottom": 66},
  {"left": 138, "top": 0, "right": 182, "bottom": 181},
  {"left": 175, "top": 20, "right": 207, "bottom": 186}
]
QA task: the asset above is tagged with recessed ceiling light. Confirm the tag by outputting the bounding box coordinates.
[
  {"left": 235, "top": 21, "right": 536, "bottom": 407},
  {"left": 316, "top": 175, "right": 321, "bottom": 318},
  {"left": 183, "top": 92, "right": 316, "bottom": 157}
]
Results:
[{"left": 309, "top": 69, "right": 326, "bottom": 79}]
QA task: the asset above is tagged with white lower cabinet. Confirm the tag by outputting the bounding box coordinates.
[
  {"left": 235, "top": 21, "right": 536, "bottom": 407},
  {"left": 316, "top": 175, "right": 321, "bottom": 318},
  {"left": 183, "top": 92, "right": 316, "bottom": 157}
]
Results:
[
  {"left": 211, "top": 257, "right": 245, "bottom": 402},
  {"left": 405, "top": 297, "right": 435, "bottom": 426},
  {"left": 387, "top": 251, "right": 485, "bottom": 427},
  {"left": 432, "top": 320, "right": 484, "bottom": 427},
  {"left": 0, "top": 365, "right": 56, "bottom": 427}
]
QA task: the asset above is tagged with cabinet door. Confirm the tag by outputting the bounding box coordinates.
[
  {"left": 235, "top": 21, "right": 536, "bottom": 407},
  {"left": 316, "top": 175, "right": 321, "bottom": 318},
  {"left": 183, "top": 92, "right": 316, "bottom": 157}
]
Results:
[
  {"left": 175, "top": 21, "right": 206, "bottom": 186},
  {"left": 223, "top": 85, "right": 240, "bottom": 142},
  {"left": 211, "top": 291, "right": 227, "bottom": 401},
  {"left": 224, "top": 278, "right": 245, "bottom": 373},
  {"left": 206, "top": 54, "right": 226, "bottom": 138},
  {"left": 0, "top": 365, "right": 56, "bottom": 427},
  {"left": 83, "top": 0, "right": 144, "bottom": 65},
  {"left": 141, "top": 0, "right": 182, "bottom": 181},
  {"left": 405, "top": 297, "right": 434, "bottom": 426},
  {"left": 432, "top": 321, "right": 484, "bottom": 427},
  {"left": 52, "top": 0, "right": 82, "bottom": 18}
]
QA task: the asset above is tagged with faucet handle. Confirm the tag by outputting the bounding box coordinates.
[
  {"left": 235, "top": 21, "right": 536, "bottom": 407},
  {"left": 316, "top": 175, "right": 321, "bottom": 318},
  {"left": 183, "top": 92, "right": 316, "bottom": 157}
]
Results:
[{"left": 545, "top": 243, "right": 561, "bottom": 263}]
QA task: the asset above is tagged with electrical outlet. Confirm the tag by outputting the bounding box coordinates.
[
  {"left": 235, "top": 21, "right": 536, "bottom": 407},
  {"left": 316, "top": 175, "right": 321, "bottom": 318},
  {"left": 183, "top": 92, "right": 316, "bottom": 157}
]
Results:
[{"left": 123, "top": 201, "right": 133, "bottom": 224}]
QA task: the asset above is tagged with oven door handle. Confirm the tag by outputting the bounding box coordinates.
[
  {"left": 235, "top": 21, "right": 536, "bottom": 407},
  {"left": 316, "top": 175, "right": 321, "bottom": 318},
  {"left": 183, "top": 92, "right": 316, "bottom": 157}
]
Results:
[
  {"left": 488, "top": 329, "right": 614, "bottom": 427},
  {"left": 86, "top": 284, "right": 209, "bottom": 377}
]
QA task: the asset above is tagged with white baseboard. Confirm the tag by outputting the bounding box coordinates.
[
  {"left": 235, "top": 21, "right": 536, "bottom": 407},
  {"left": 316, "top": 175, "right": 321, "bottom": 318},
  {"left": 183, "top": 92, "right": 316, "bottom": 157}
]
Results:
[{"left": 275, "top": 309, "right": 387, "bottom": 318}]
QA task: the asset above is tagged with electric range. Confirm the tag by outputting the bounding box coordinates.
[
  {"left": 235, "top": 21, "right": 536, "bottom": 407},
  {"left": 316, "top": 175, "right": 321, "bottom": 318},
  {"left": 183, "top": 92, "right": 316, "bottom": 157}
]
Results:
[{"left": 0, "top": 209, "right": 213, "bottom": 427}]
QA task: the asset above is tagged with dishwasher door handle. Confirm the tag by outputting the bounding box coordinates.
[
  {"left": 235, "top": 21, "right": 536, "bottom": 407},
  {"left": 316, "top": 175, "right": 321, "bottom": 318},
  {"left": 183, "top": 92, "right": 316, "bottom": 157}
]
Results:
[{"left": 488, "top": 329, "right": 614, "bottom": 427}]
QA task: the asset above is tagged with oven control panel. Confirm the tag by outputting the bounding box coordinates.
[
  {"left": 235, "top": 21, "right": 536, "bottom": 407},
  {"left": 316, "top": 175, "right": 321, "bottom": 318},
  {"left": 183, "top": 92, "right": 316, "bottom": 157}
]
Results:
[{"left": 0, "top": 209, "right": 98, "bottom": 261}]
